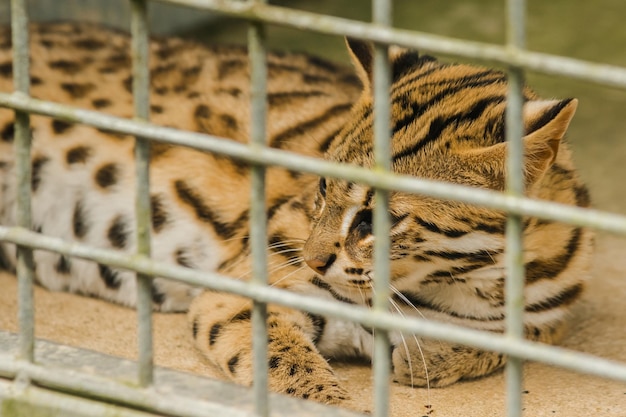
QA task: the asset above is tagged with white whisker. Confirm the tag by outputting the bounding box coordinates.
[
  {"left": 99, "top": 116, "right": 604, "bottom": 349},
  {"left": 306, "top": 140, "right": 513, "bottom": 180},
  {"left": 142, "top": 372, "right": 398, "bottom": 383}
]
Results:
[
  {"left": 386, "top": 285, "right": 432, "bottom": 408},
  {"left": 389, "top": 285, "right": 427, "bottom": 321},
  {"left": 269, "top": 264, "right": 308, "bottom": 288}
]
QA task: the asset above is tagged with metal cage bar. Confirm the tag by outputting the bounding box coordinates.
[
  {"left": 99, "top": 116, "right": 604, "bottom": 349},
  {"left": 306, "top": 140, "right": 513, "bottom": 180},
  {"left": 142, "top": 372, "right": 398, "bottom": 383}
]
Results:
[
  {"left": 2, "top": 1, "right": 626, "bottom": 417},
  {"left": 504, "top": 0, "right": 526, "bottom": 416},
  {"left": 10, "top": 0, "right": 35, "bottom": 366},
  {"left": 248, "top": 0, "right": 270, "bottom": 414},
  {"left": 371, "top": 0, "right": 393, "bottom": 416},
  {"left": 130, "top": 0, "right": 155, "bottom": 388}
]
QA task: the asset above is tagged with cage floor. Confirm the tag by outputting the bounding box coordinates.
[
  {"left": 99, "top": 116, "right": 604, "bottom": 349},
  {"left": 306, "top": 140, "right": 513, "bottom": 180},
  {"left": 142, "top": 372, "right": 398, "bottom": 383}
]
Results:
[{"left": 0, "top": 232, "right": 624, "bottom": 416}]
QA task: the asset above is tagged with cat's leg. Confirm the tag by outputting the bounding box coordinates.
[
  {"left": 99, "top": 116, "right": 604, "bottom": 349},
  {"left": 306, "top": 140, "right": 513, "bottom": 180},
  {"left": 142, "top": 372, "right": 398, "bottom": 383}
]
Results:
[
  {"left": 189, "top": 290, "right": 349, "bottom": 404},
  {"left": 390, "top": 324, "right": 566, "bottom": 387}
]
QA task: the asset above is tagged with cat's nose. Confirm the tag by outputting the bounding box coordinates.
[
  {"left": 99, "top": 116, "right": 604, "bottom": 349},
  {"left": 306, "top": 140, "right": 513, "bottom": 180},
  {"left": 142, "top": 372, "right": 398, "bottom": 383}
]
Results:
[{"left": 304, "top": 253, "right": 337, "bottom": 275}]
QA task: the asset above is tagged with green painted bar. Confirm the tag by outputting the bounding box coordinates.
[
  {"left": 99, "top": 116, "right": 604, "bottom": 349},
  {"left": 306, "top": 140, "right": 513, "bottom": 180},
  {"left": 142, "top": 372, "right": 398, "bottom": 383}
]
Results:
[
  {"left": 2, "top": 1, "right": 626, "bottom": 415},
  {"left": 248, "top": 2, "right": 270, "bottom": 414},
  {"left": 372, "top": 0, "right": 392, "bottom": 416},
  {"left": 130, "top": 0, "right": 154, "bottom": 388},
  {"left": 504, "top": 1, "right": 527, "bottom": 416},
  {"left": 10, "top": 0, "right": 35, "bottom": 364}
]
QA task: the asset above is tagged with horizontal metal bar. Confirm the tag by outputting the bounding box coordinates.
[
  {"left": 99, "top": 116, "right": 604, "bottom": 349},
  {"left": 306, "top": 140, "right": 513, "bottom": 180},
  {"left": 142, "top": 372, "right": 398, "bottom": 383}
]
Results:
[
  {"left": 155, "top": 0, "right": 626, "bottom": 89},
  {"left": 0, "top": 331, "right": 364, "bottom": 417},
  {"left": 0, "top": 381, "right": 161, "bottom": 417},
  {"left": 0, "top": 92, "right": 624, "bottom": 235},
  {"left": 0, "top": 225, "right": 625, "bottom": 384},
  {"left": 0, "top": 358, "right": 250, "bottom": 417}
]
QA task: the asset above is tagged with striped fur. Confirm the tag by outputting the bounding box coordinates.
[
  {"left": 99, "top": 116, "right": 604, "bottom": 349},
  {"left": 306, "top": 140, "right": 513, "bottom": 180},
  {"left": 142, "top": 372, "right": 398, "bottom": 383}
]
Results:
[{"left": 0, "top": 24, "right": 592, "bottom": 404}]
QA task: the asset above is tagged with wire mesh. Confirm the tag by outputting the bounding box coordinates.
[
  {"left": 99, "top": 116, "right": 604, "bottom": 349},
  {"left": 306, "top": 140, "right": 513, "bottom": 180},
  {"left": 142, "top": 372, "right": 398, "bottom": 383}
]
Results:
[{"left": 1, "top": 1, "right": 626, "bottom": 417}]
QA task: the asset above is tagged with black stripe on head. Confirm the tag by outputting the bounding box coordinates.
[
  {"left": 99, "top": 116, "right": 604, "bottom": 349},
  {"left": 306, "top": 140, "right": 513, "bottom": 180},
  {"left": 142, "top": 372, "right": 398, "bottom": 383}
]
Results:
[
  {"left": 391, "top": 72, "right": 506, "bottom": 136},
  {"left": 392, "top": 96, "right": 505, "bottom": 162},
  {"left": 392, "top": 51, "right": 437, "bottom": 81}
]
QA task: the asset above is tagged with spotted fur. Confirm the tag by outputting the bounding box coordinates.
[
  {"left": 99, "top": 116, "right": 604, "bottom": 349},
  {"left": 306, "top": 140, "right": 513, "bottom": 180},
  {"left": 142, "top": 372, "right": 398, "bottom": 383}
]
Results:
[{"left": 0, "top": 24, "right": 593, "bottom": 404}]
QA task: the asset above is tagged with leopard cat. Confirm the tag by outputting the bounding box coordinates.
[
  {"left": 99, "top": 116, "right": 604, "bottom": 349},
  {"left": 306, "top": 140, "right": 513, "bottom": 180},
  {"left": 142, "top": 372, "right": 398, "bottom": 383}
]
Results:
[{"left": 0, "top": 23, "right": 593, "bottom": 405}]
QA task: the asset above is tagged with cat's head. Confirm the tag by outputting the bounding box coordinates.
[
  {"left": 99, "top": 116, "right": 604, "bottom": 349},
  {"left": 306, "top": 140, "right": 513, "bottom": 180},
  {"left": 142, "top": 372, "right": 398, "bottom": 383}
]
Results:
[{"left": 302, "top": 39, "right": 578, "bottom": 295}]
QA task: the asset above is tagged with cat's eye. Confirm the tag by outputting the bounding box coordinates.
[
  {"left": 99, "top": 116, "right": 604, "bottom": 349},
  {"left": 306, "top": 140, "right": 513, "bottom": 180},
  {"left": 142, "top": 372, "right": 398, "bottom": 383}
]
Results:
[
  {"left": 350, "top": 209, "right": 372, "bottom": 237},
  {"left": 319, "top": 177, "right": 326, "bottom": 197}
]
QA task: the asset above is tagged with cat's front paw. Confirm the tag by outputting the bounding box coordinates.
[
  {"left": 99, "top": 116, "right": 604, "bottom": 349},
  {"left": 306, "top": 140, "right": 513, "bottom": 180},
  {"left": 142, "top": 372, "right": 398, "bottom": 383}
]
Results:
[{"left": 267, "top": 342, "right": 350, "bottom": 405}]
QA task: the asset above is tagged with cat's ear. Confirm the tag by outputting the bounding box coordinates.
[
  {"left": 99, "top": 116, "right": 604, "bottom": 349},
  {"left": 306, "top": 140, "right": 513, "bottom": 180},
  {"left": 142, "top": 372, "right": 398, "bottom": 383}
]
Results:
[
  {"left": 345, "top": 37, "right": 373, "bottom": 90},
  {"left": 521, "top": 98, "right": 578, "bottom": 184},
  {"left": 345, "top": 38, "right": 430, "bottom": 90},
  {"left": 463, "top": 98, "right": 577, "bottom": 188}
]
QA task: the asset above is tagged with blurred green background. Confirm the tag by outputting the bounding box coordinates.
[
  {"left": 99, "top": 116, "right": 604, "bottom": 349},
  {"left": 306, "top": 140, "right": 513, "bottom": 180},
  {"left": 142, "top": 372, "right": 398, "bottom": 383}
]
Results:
[{"left": 181, "top": 0, "right": 626, "bottom": 215}]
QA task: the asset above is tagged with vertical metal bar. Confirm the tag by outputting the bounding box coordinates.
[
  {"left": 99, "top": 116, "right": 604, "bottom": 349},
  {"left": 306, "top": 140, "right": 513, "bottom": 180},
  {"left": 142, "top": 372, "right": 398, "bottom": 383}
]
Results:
[
  {"left": 505, "top": 0, "right": 526, "bottom": 416},
  {"left": 372, "top": 1, "right": 392, "bottom": 416},
  {"left": 130, "top": 0, "right": 153, "bottom": 387},
  {"left": 11, "top": 0, "right": 35, "bottom": 364},
  {"left": 248, "top": 0, "right": 269, "bottom": 414}
]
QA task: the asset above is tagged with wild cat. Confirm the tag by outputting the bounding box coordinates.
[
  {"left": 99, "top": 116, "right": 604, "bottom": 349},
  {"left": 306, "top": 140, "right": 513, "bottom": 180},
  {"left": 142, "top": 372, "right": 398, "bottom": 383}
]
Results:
[{"left": 0, "top": 23, "right": 592, "bottom": 403}]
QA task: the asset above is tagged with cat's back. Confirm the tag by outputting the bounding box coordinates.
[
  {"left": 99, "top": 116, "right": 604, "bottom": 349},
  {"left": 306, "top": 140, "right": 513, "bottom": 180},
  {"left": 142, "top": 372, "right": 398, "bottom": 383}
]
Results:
[{"left": 0, "top": 22, "right": 360, "bottom": 310}]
